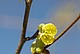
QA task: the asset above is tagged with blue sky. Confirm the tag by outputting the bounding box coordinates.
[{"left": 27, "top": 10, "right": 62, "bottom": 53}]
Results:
[{"left": 0, "top": 0, "right": 80, "bottom": 54}]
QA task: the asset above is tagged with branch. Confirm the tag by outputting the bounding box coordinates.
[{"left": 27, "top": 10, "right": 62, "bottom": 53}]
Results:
[
  {"left": 15, "top": 0, "right": 32, "bottom": 54},
  {"left": 44, "top": 14, "right": 80, "bottom": 49},
  {"left": 25, "top": 30, "right": 39, "bottom": 41}
]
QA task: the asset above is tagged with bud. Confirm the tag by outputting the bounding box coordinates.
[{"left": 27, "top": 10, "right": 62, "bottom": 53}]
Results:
[
  {"left": 31, "top": 36, "right": 45, "bottom": 54},
  {"left": 40, "top": 33, "right": 55, "bottom": 45}
]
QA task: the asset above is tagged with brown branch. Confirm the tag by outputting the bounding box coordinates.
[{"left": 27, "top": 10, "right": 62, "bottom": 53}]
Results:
[
  {"left": 25, "top": 30, "right": 39, "bottom": 41},
  {"left": 15, "top": 0, "right": 32, "bottom": 54},
  {"left": 44, "top": 14, "right": 80, "bottom": 49}
]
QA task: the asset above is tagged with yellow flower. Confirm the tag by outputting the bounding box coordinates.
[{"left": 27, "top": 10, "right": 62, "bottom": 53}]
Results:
[
  {"left": 31, "top": 23, "right": 57, "bottom": 53},
  {"left": 42, "top": 23, "right": 57, "bottom": 36},
  {"left": 40, "top": 33, "right": 55, "bottom": 45},
  {"left": 38, "top": 23, "right": 45, "bottom": 33},
  {"left": 38, "top": 23, "right": 57, "bottom": 45},
  {"left": 31, "top": 41, "right": 36, "bottom": 53},
  {"left": 36, "top": 47, "right": 42, "bottom": 53}
]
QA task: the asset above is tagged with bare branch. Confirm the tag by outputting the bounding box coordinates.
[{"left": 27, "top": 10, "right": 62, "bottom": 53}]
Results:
[
  {"left": 25, "top": 30, "right": 39, "bottom": 41},
  {"left": 44, "top": 14, "right": 80, "bottom": 49},
  {"left": 15, "top": 0, "right": 32, "bottom": 54}
]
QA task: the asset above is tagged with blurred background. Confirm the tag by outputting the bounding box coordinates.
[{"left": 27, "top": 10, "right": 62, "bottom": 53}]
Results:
[{"left": 0, "top": 0, "right": 80, "bottom": 54}]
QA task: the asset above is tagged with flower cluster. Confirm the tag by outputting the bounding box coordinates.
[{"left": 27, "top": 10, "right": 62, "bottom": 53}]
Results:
[
  {"left": 31, "top": 23, "right": 57, "bottom": 53},
  {"left": 38, "top": 23, "right": 57, "bottom": 45}
]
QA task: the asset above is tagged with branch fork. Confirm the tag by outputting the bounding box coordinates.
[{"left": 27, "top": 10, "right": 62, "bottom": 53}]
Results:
[{"left": 15, "top": 0, "right": 80, "bottom": 54}]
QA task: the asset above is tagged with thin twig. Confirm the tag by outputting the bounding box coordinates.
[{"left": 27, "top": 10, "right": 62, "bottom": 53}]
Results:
[
  {"left": 44, "top": 14, "right": 80, "bottom": 49},
  {"left": 15, "top": 0, "right": 32, "bottom": 54},
  {"left": 25, "top": 30, "right": 39, "bottom": 41}
]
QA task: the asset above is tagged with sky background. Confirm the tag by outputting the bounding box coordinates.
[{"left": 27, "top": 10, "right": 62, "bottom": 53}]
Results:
[{"left": 0, "top": 0, "right": 80, "bottom": 54}]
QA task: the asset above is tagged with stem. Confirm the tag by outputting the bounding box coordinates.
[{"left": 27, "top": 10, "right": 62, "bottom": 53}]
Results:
[
  {"left": 15, "top": 0, "right": 32, "bottom": 54},
  {"left": 25, "top": 30, "right": 39, "bottom": 41},
  {"left": 44, "top": 14, "right": 80, "bottom": 49}
]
